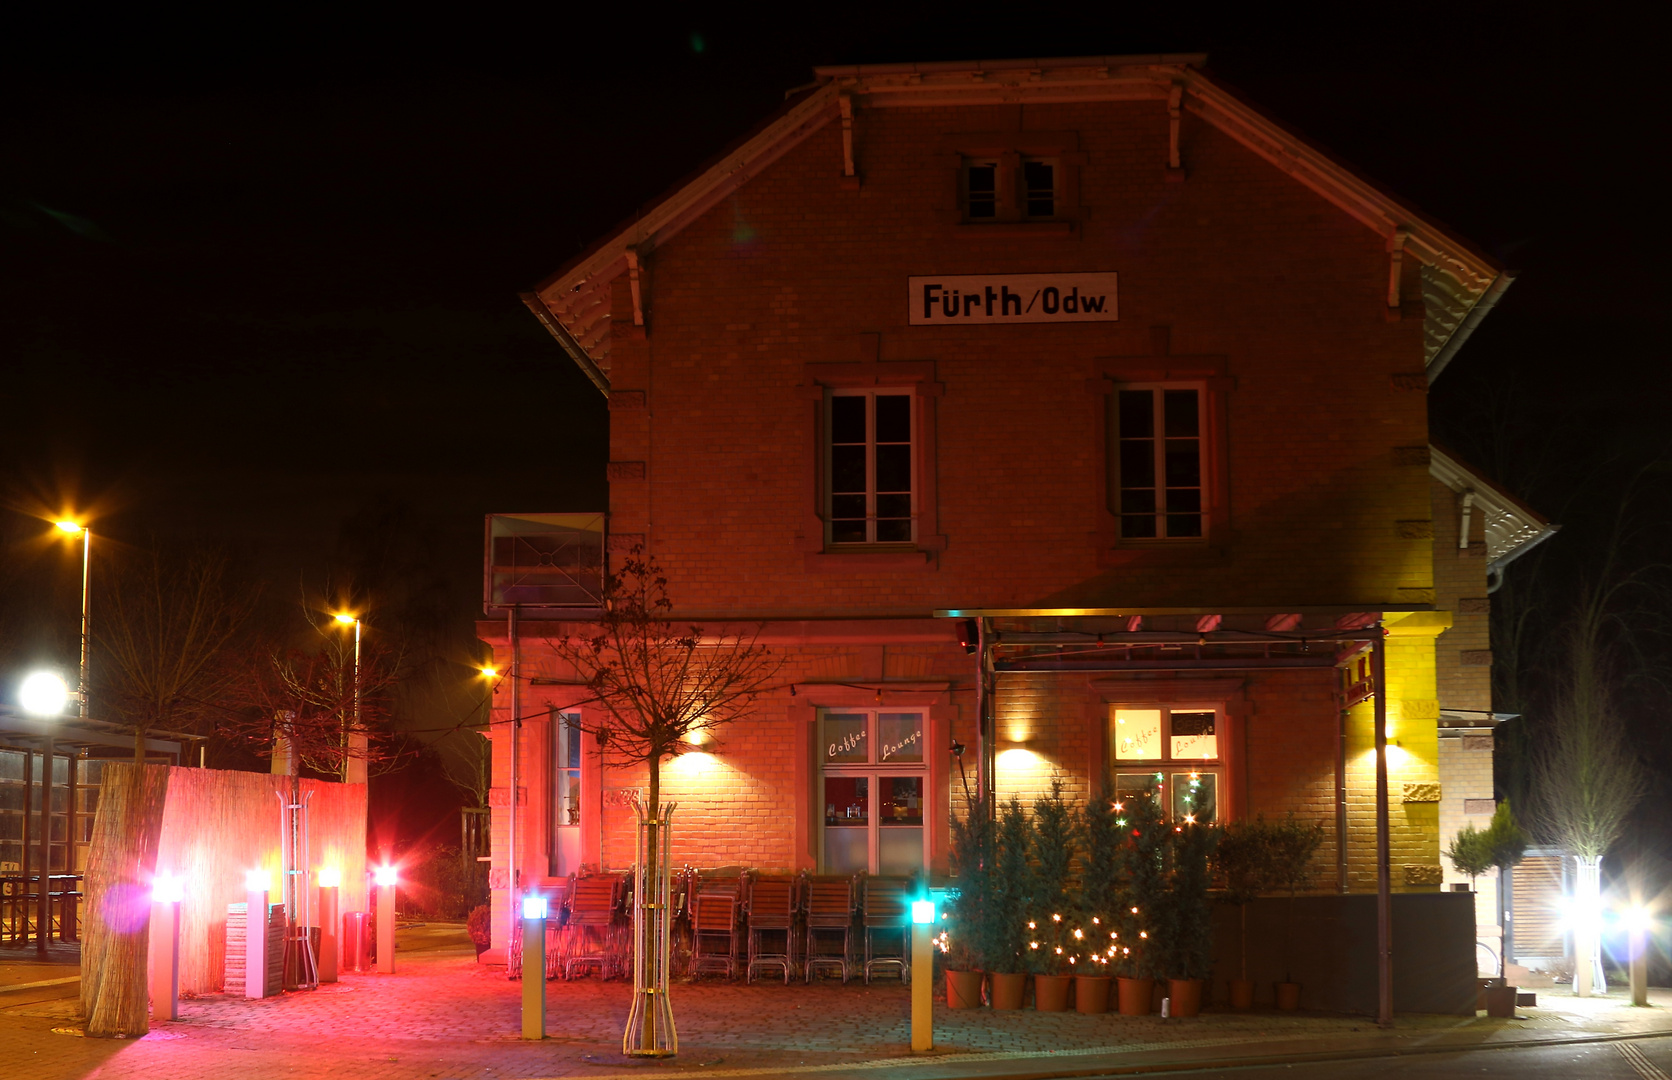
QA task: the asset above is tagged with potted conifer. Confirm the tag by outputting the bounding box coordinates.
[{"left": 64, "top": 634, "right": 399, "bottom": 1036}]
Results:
[
  {"left": 1075, "top": 786, "right": 1122, "bottom": 1014},
  {"left": 1027, "top": 781, "right": 1077, "bottom": 1011},
  {"left": 988, "top": 794, "right": 1034, "bottom": 1009},
  {"left": 945, "top": 794, "right": 995, "bottom": 1009},
  {"left": 1214, "top": 819, "right": 1275, "bottom": 1008},
  {"left": 1115, "top": 778, "right": 1168, "bottom": 1015},
  {"left": 1268, "top": 814, "right": 1325, "bottom": 1010},
  {"left": 1163, "top": 820, "right": 1217, "bottom": 1017}
]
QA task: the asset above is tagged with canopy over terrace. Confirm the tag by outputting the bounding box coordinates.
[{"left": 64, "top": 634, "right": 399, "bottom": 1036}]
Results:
[{"left": 935, "top": 603, "right": 1414, "bottom": 1024}]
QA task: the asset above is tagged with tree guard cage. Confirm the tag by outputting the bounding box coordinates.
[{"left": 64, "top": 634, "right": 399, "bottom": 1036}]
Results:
[
  {"left": 278, "top": 780, "right": 318, "bottom": 990},
  {"left": 624, "top": 799, "right": 677, "bottom": 1058}
]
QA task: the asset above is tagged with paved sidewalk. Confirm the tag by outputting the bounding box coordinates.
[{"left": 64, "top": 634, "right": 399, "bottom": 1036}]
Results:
[{"left": 4, "top": 933, "right": 1669, "bottom": 1080}]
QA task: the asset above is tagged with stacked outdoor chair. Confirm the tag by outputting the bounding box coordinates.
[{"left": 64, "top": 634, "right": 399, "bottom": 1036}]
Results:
[
  {"left": 743, "top": 873, "right": 799, "bottom": 983},
  {"left": 562, "top": 871, "right": 627, "bottom": 980},
  {"left": 690, "top": 871, "right": 745, "bottom": 979},
  {"left": 861, "top": 875, "right": 912, "bottom": 984},
  {"left": 803, "top": 874, "right": 858, "bottom": 983}
]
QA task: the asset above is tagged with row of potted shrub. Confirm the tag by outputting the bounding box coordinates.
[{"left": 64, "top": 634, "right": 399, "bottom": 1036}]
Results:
[{"left": 941, "top": 779, "right": 1323, "bottom": 1014}]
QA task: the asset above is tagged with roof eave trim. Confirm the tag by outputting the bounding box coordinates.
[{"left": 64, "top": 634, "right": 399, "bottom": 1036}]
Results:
[
  {"left": 521, "top": 291, "right": 611, "bottom": 396},
  {"left": 1427, "top": 271, "right": 1516, "bottom": 383}
]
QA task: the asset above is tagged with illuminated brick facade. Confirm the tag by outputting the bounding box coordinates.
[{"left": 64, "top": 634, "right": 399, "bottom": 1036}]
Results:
[{"left": 480, "top": 56, "right": 1531, "bottom": 956}]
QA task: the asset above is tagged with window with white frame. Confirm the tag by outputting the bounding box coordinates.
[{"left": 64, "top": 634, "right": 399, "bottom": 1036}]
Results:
[
  {"left": 1113, "top": 387, "right": 1204, "bottom": 539},
  {"left": 827, "top": 389, "right": 915, "bottom": 545},
  {"left": 550, "top": 709, "right": 582, "bottom": 876},
  {"left": 1109, "top": 706, "right": 1220, "bottom": 823},
  {"left": 819, "top": 710, "right": 927, "bottom": 875}
]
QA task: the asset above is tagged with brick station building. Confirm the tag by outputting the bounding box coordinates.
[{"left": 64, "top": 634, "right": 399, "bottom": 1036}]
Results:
[{"left": 477, "top": 54, "right": 1552, "bottom": 965}]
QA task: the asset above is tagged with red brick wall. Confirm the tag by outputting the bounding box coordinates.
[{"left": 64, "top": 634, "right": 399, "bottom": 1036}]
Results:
[{"left": 607, "top": 99, "right": 1432, "bottom": 618}]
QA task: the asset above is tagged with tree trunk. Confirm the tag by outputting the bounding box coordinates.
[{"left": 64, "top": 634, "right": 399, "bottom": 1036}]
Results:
[{"left": 81, "top": 762, "right": 171, "bottom": 1037}]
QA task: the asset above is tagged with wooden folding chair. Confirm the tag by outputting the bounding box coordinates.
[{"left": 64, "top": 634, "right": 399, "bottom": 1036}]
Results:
[
  {"left": 744, "top": 874, "right": 798, "bottom": 983},
  {"left": 690, "top": 873, "right": 743, "bottom": 979},
  {"left": 862, "top": 875, "right": 911, "bottom": 984},
  {"left": 803, "top": 874, "right": 856, "bottom": 983},
  {"left": 562, "top": 873, "right": 623, "bottom": 980}
]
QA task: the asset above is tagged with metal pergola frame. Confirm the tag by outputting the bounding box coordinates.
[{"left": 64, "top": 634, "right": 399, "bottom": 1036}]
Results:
[{"left": 933, "top": 604, "right": 1406, "bottom": 1026}]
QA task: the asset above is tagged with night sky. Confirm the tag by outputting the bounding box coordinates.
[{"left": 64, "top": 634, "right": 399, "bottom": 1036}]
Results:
[{"left": 3, "top": 9, "right": 1668, "bottom": 856}]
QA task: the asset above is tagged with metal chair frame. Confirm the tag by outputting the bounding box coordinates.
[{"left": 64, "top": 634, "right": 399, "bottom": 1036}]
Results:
[
  {"left": 690, "top": 874, "right": 744, "bottom": 980},
  {"left": 803, "top": 874, "right": 857, "bottom": 983},
  {"left": 744, "top": 874, "right": 799, "bottom": 984},
  {"left": 862, "top": 875, "right": 912, "bottom": 984}
]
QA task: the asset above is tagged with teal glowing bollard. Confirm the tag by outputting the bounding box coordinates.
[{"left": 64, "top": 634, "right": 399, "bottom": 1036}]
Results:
[{"left": 911, "top": 900, "right": 934, "bottom": 1052}]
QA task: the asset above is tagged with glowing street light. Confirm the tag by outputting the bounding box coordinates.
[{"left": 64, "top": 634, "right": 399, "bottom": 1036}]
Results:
[
  {"left": 19, "top": 672, "right": 69, "bottom": 716},
  {"left": 52, "top": 519, "right": 91, "bottom": 719},
  {"left": 151, "top": 872, "right": 184, "bottom": 1020},
  {"left": 375, "top": 863, "right": 397, "bottom": 974}
]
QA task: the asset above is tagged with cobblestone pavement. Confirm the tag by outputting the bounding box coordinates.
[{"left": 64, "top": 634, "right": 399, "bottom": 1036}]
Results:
[{"left": 4, "top": 939, "right": 1670, "bottom": 1080}]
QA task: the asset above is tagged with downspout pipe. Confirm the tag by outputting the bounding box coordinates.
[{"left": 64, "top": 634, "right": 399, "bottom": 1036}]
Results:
[{"left": 1426, "top": 271, "right": 1515, "bottom": 385}]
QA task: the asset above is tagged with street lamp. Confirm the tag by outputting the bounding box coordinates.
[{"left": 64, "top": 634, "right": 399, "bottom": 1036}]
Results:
[
  {"left": 19, "top": 672, "right": 69, "bottom": 716},
  {"left": 333, "top": 613, "right": 364, "bottom": 784},
  {"left": 53, "top": 520, "right": 91, "bottom": 719}
]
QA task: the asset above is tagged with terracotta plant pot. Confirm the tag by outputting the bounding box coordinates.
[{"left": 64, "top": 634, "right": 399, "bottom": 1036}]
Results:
[
  {"left": 946, "top": 970, "right": 984, "bottom": 1009},
  {"left": 1075, "top": 975, "right": 1112, "bottom": 1014},
  {"left": 990, "top": 971, "right": 1028, "bottom": 1010},
  {"left": 1229, "top": 978, "right": 1254, "bottom": 1009},
  {"left": 1168, "top": 978, "right": 1203, "bottom": 1018},
  {"left": 1275, "top": 981, "right": 1301, "bottom": 1010},
  {"left": 1034, "top": 974, "right": 1072, "bottom": 1011},
  {"left": 1117, "top": 976, "right": 1154, "bottom": 1016}
]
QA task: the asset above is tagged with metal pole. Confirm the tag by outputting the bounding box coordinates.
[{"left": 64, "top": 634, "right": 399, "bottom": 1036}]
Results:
[
  {"left": 37, "top": 737, "right": 52, "bottom": 957},
  {"left": 78, "top": 529, "right": 91, "bottom": 719},
  {"left": 507, "top": 606, "right": 520, "bottom": 962},
  {"left": 20, "top": 747, "right": 31, "bottom": 945},
  {"left": 979, "top": 617, "right": 994, "bottom": 816},
  {"left": 1372, "top": 627, "right": 1392, "bottom": 1028}
]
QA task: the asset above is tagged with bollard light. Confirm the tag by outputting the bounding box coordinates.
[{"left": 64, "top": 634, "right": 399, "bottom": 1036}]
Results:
[
  {"left": 522, "top": 895, "right": 548, "bottom": 1039},
  {"left": 152, "top": 873, "right": 185, "bottom": 905},
  {"left": 911, "top": 899, "right": 935, "bottom": 1051},
  {"left": 245, "top": 873, "right": 271, "bottom": 999},
  {"left": 150, "top": 874, "right": 183, "bottom": 1021},
  {"left": 376, "top": 864, "right": 397, "bottom": 973},
  {"left": 317, "top": 867, "right": 341, "bottom": 983}
]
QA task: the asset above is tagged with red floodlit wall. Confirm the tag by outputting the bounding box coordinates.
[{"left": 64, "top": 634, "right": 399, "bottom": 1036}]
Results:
[{"left": 151, "top": 768, "right": 367, "bottom": 995}]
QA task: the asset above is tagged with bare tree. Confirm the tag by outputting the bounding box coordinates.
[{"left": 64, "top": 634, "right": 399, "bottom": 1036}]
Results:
[
  {"left": 543, "top": 547, "right": 781, "bottom": 1057},
  {"left": 222, "top": 603, "right": 406, "bottom": 776},
  {"left": 96, "top": 545, "right": 257, "bottom": 760}
]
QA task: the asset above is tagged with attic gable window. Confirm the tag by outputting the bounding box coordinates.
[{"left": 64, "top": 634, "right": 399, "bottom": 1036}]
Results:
[
  {"left": 963, "top": 161, "right": 998, "bottom": 219},
  {"left": 1023, "top": 159, "right": 1055, "bottom": 217}
]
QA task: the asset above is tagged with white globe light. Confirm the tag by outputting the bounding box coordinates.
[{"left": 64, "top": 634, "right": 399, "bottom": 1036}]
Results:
[{"left": 19, "top": 672, "right": 68, "bottom": 716}]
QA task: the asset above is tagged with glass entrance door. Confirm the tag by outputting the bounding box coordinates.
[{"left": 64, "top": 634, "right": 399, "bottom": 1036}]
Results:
[{"left": 551, "top": 710, "right": 582, "bottom": 876}]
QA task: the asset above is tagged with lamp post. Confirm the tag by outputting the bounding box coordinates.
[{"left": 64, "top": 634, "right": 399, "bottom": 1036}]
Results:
[
  {"left": 333, "top": 614, "right": 365, "bottom": 785},
  {"left": 53, "top": 521, "right": 91, "bottom": 720}
]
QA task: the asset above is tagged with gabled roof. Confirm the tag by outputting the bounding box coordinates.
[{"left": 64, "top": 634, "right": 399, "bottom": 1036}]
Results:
[
  {"left": 523, "top": 54, "right": 1507, "bottom": 396},
  {"left": 1429, "top": 444, "right": 1558, "bottom": 574}
]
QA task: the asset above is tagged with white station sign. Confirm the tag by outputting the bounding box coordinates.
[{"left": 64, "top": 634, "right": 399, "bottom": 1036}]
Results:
[{"left": 908, "top": 273, "right": 1119, "bottom": 325}]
